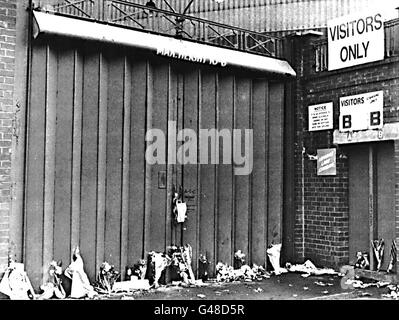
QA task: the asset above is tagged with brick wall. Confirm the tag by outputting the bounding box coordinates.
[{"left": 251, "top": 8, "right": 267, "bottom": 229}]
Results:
[
  {"left": 0, "top": 0, "right": 16, "bottom": 273},
  {"left": 292, "top": 30, "right": 399, "bottom": 268}
]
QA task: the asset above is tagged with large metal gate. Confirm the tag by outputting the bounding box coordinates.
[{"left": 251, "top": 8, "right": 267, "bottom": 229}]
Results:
[{"left": 24, "top": 34, "right": 286, "bottom": 288}]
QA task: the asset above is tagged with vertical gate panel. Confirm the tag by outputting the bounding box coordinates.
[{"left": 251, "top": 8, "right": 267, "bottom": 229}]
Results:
[
  {"left": 71, "top": 49, "right": 83, "bottom": 253},
  {"left": 43, "top": 45, "right": 57, "bottom": 275},
  {"left": 80, "top": 48, "right": 100, "bottom": 280},
  {"left": 120, "top": 56, "right": 132, "bottom": 276},
  {"left": 104, "top": 51, "right": 124, "bottom": 269},
  {"left": 348, "top": 145, "right": 369, "bottom": 264},
  {"left": 148, "top": 61, "right": 168, "bottom": 252},
  {"left": 167, "top": 65, "right": 177, "bottom": 246},
  {"left": 175, "top": 73, "right": 184, "bottom": 245},
  {"left": 251, "top": 79, "right": 268, "bottom": 265},
  {"left": 95, "top": 52, "right": 108, "bottom": 271},
  {"left": 128, "top": 58, "right": 147, "bottom": 264},
  {"left": 25, "top": 42, "right": 46, "bottom": 287},
  {"left": 216, "top": 73, "right": 234, "bottom": 265},
  {"left": 377, "top": 142, "right": 395, "bottom": 271},
  {"left": 267, "top": 83, "right": 284, "bottom": 245},
  {"left": 182, "top": 68, "right": 199, "bottom": 273},
  {"left": 282, "top": 74, "right": 295, "bottom": 262},
  {"left": 143, "top": 61, "right": 153, "bottom": 255},
  {"left": 54, "top": 44, "right": 74, "bottom": 266},
  {"left": 199, "top": 70, "right": 217, "bottom": 274},
  {"left": 233, "top": 77, "right": 251, "bottom": 257}
]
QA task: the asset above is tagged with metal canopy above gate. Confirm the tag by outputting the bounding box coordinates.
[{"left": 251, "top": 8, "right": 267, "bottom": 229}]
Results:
[{"left": 32, "top": 10, "right": 296, "bottom": 77}]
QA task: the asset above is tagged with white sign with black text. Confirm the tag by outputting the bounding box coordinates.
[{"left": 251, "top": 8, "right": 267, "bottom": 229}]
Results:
[
  {"left": 339, "top": 90, "right": 384, "bottom": 132},
  {"left": 327, "top": 11, "right": 384, "bottom": 71},
  {"left": 308, "top": 102, "right": 334, "bottom": 131}
]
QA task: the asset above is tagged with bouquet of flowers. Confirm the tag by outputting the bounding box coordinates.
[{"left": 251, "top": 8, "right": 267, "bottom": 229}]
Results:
[{"left": 95, "top": 262, "right": 120, "bottom": 293}]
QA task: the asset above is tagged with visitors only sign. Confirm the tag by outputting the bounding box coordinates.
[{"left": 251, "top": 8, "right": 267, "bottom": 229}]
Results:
[
  {"left": 339, "top": 90, "right": 384, "bottom": 132},
  {"left": 327, "top": 11, "right": 384, "bottom": 71},
  {"left": 308, "top": 102, "right": 333, "bottom": 131}
]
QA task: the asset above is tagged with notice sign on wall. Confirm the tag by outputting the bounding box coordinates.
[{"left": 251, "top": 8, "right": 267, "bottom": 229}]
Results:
[
  {"left": 339, "top": 90, "right": 384, "bottom": 132},
  {"left": 317, "top": 148, "right": 337, "bottom": 176},
  {"left": 327, "top": 11, "right": 384, "bottom": 71},
  {"left": 308, "top": 102, "right": 333, "bottom": 131}
]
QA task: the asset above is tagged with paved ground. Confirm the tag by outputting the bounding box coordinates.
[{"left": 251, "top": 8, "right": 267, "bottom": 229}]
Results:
[
  {"left": 0, "top": 271, "right": 393, "bottom": 300},
  {"left": 92, "top": 272, "right": 393, "bottom": 300}
]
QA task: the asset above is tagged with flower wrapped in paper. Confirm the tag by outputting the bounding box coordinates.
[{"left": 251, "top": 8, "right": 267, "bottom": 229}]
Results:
[
  {"left": 38, "top": 260, "right": 66, "bottom": 299},
  {"left": 167, "top": 245, "right": 196, "bottom": 285},
  {"left": 387, "top": 240, "right": 397, "bottom": 273},
  {"left": 64, "top": 246, "right": 96, "bottom": 299},
  {"left": 0, "top": 261, "right": 35, "bottom": 300},
  {"left": 94, "top": 262, "right": 120, "bottom": 294},
  {"left": 371, "top": 239, "right": 385, "bottom": 271}
]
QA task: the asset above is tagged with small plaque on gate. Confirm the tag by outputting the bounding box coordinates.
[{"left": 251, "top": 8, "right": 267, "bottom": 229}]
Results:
[{"left": 158, "top": 171, "right": 166, "bottom": 189}]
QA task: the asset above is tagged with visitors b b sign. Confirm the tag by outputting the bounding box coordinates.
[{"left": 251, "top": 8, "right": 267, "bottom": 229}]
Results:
[
  {"left": 339, "top": 90, "right": 383, "bottom": 132},
  {"left": 327, "top": 11, "right": 384, "bottom": 71}
]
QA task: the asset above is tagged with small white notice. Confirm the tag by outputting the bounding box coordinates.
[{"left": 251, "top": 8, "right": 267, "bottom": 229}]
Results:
[{"left": 308, "top": 102, "right": 333, "bottom": 131}]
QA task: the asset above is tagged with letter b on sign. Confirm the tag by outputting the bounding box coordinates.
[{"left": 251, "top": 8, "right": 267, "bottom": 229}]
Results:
[
  {"left": 342, "top": 115, "right": 352, "bottom": 129},
  {"left": 370, "top": 111, "right": 381, "bottom": 127}
]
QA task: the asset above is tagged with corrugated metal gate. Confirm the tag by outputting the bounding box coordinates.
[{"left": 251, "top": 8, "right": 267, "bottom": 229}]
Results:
[{"left": 24, "top": 35, "right": 285, "bottom": 288}]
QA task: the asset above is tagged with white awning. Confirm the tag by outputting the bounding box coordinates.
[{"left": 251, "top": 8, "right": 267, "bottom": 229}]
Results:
[{"left": 33, "top": 11, "right": 296, "bottom": 77}]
